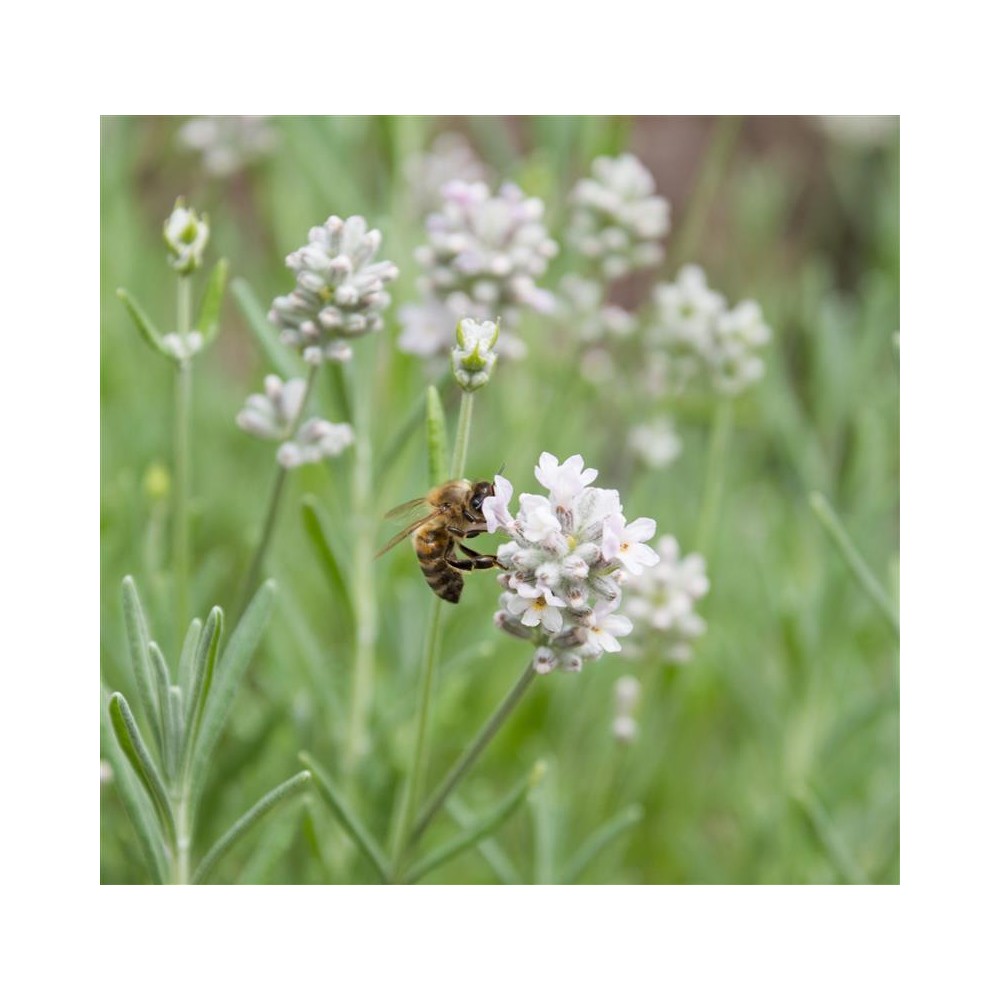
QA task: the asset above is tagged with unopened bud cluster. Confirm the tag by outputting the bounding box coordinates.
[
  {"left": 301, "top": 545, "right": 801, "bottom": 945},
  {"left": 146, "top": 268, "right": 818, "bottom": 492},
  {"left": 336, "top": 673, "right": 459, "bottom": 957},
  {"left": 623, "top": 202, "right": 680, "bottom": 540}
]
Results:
[
  {"left": 622, "top": 535, "right": 709, "bottom": 664},
  {"left": 163, "top": 198, "right": 209, "bottom": 275},
  {"left": 401, "top": 180, "right": 558, "bottom": 360},
  {"left": 484, "top": 453, "right": 659, "bottom": 674},
  {"left": 566, "top": 153, "right": 670, "bottom": 280},
  {"left": 269, "top": 216, "right": 399, "bottom": 365},
  {"left": 236, "top": 374, "right": 353, "bottom": 468},
  {"left": 452, "top": 317, "right": 499, "bottom": 391},
  {"left": 647, "top": 265, "right": 771, "bottom": 396}
]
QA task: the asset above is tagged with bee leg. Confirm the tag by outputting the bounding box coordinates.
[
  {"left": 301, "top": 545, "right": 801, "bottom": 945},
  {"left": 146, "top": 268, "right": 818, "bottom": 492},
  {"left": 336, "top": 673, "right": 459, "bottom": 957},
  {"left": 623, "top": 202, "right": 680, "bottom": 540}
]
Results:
[
  {"left": 447, "top": 523, "right": 488, "bottom": 539},
  {"left": 446, "top": 546, "right": 500, "bottom": 571}
]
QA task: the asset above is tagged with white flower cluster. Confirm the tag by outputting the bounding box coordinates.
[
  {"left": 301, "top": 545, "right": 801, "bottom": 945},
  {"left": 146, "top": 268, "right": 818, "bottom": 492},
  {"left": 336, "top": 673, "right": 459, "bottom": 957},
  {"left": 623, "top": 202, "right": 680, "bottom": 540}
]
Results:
[
  {"left": 404, "top": 132, "right": 489, "bottom": 215},
  {"left": 401, "top": 180, "right": 558, "bottom": 359},
  {"left": 622, "top": 536, "right": 709, "bottom": 664},
  {"left": 452, "top": 317, "right": 499, "bottom": 391},
  {"left": 236, "top": 374, "right": 353, "bottom": 468},
  {"left": 178, "top": 116, "right": 277, "bottom": 177},
  {"left": 566, "top": 153, "right": 670, "bottom": 280},
  {"left": 163, "top": 198, "right": 209, "bottom": 275},
  {"left": 646, "top": 265, "right": 771, "bottom": 397},
  {"left": 558, "top": 275, "right": 638, "bottom": 344},
  {"left": 269, "top": 216, "right": 399, "bottom": 365},
  {"left": 484, "top": 453, "right": 659, "bottom": 674},
  {"left": 612, "top": 676, "right": 641, "bottom": 744}
]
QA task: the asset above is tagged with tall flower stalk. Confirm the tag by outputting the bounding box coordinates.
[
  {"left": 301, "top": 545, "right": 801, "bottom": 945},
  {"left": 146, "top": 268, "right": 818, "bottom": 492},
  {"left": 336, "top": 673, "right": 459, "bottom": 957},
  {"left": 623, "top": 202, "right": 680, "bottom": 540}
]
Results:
[{"left": 174, "top": 272, "right": 193, "bottom": 636}]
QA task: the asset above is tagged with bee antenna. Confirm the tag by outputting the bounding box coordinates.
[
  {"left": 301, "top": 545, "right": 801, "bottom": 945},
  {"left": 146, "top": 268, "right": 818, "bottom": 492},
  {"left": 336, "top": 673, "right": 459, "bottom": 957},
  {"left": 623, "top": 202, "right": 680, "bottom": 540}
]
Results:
[{"left": 496, "top": 462, "right": 507, "bottom": 478}]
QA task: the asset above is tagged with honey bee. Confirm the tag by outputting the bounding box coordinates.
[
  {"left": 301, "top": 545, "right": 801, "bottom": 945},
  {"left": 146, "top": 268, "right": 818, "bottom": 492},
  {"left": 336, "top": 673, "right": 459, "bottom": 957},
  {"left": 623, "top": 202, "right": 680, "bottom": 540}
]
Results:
[{"left": 377, "top": 479, "right": 499, "bottom": 603}]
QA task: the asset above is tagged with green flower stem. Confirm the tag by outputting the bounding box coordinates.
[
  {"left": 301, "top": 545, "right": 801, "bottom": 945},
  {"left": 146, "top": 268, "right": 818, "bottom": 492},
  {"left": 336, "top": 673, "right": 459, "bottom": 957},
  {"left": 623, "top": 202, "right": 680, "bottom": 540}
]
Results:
[
  {"left": 389, "top": 387, "right": 477, "bottom": 877},
  {"left": 560, "top": 803, "right": 644, "bottom": 884},
  {"left": 345, "top": 349, "right": 376, "bottom": 770},
  {"left": 450, "top": 390, "right": 476, "bottom": 480},
  {"left": 809, "top": 492, "right": 900, "bottom": 638},
  {"left": 237, "top": 367, "right": 318, "bottom": 614},
  {"left": 409, "top": 661, "right": 538, "bottom": 850},
  {"left": 695, "top": 397, "right": 733, "bottom": 559},
  {"left": 174, "top": 274, "right": 193, "bottom": 646}
]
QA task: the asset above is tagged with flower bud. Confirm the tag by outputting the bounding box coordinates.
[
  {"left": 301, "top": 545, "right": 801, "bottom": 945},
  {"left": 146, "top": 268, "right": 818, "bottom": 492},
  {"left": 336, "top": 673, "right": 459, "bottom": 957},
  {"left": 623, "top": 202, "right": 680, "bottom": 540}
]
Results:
[{"left": 163, "top": 198, "right": 209, "bottom": 275}]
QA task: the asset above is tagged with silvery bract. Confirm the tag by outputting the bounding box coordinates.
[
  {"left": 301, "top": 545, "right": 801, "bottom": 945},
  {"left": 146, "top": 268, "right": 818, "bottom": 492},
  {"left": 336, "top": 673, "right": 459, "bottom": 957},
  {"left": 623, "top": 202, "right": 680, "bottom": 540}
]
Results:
[
  {"left": 484, "top": 453, "right": 659, "bottom": 673},
  {"left": 269, "top": 216, "right": 399, "bottom": 364},
  {"left": 163, "top": 198, "right": 209, "bottom": 275},
  {"left": 566, "top": 153, "right": 670, "bottom": 280},
  {"left": 178, "top": 116, "right": 277, "bottom": 177},
  {"left": 622, "top": 535, "right": 709, "bottom": 663},
  {"left": 401, "top": 180, "right": 558, "bottom": 360},
  {"left": 646, "top": 265, "right": 771, "bottom": 397}
]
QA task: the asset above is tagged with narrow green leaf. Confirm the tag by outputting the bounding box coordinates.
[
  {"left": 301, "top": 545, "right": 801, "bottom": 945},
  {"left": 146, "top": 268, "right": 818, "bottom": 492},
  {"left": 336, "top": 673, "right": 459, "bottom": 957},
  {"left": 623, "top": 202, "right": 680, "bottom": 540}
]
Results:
[
  {"left": 108, "top": 692, "right": 176, "bottom": 842},
  {"left": 166, "top": 685, "right": 184, "bottom": 784},
  {"left": 147, "top": 642, "right": 175, "bottom": 779},
  {"left": 301, "top": 495, "right": 353, "bottom": 622},
  {"left": 426, "top": 384, "right": 448, "bottom": 488},
  {"left": 809, "top": 492, "right": 899, "bottom": 638},
  {"left": 446, "top": 796, "right": 524, "bottom": 885},
  {"left": 101, "top": 691, "right": 169, "bottom": 883},
  {"left": 230, "top": 277, "right": 301, "bottom": 379},
  {"left": 406, "top": 763, "right": 543, "bottom": 885},
  {"left": 301, "top": 752, "right": 390, "bottom": 882},
  {"left": 121, "top": 577, "right": 163, "bottom": 763},
  {"left": 192, "top": 771, "right": 311, "bottom": 884},
  {"left": 182, "top": 606, "right": 223, "bottom": 776},
  {"left": 530, "top": 763, "right": 557, "bottom": 884},
  {"left": 197, "top": 258, "right": 229, "bottom": 346},
  {"left": 792, "top": 787, "right": 868, "bottom": 885},
  {"left": 561, "top": 804, "right": 644, "bottom": 885},
  {"left": 189, "top": 581, "right": 276, "bottom": 802},
  {"left": 117, "top": 287, "right": 169, "bottom": 358},
  {"left": 177, "top": 617, "right": 202, "bottom": 704}
]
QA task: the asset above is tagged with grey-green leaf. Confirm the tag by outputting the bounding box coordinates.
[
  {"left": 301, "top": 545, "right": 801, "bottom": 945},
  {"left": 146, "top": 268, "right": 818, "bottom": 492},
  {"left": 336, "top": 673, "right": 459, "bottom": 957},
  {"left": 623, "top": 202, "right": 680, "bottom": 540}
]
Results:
[
  {"left": 189, "top": 580, "right": 276, "bottom": 802},
  {"left": 108, "top": 692, "right": 176, "bottom": 842},
  {"left": 407, "top": 763, "right": 543, "bottom": 884},
  {"left": 445, "top": 796, "right": 524, "bottom": 885},
  {"left": 301, "top": 495, "right": 353, "bottom": 623},
  {"left": 121, "top": 577, "right": 164, "bottom": 763},
  {"left": 177, "top": 617, "right": 203, "bottom": 704},
  {"left": 197, "top": 258, "right": 229, "bottom": 346},
  {"left": 301, "top": 752, "right": 390, "bottom": 882},
  {"left": 426, "top": 384, "right": 448, "bottom": 488},
  {"left": 192, "top": 771, "right": 311, "bottom": 884},
  {"left": 230, "top": 277, "right": 301, "bottom": 380},
  {"left": 182, "top": 606, "right": 223, "bottom": 778},
  {"left": 148, "top": 642, "right": 174, "bottom": 778},
  {"left": 117, "top": 287, "right": 169, "bottom": 358},
  {"left": 561, "top": 803, "right": 644, "bottom": 885},
  {"left": 101, "top": 690, "right": 169, "bottom": 883}
]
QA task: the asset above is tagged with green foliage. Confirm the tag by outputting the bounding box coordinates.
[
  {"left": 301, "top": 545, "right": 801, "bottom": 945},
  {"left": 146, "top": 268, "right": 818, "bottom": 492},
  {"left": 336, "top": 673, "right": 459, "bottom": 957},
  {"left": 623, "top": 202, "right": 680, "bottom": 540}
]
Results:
[{"left": 101, "top": 115, "right": 899, "bottom": 884}]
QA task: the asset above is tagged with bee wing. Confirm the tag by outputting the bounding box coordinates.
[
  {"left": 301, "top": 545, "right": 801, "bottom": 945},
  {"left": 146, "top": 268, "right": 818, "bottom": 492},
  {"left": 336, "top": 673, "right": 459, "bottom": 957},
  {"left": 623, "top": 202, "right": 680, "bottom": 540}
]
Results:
[
  {"left": 383, "top": 497, "right": 431, "bottom": 522},
  {"left": 375, "top": 511, "right": 440, "bottom": 559}
]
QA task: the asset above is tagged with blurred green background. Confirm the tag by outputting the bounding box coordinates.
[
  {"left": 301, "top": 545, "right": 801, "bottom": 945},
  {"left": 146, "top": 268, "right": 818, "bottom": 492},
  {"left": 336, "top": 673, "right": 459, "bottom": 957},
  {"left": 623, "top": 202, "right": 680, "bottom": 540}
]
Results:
[{"left": 100, "top": 116, "right": 899, "bottom": 884}]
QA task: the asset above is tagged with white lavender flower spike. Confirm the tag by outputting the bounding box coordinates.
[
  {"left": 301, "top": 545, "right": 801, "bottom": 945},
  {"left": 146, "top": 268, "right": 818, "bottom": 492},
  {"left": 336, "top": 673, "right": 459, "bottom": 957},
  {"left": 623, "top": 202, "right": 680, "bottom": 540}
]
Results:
[
  {"left": 566, "top": 153, "right": 670, "bottom": 280},
  {"left": 236, "top": 375, "right": 308, "bottom": 440},
  {"left": 628, "top": 418, "right": 683, "bottom": 469},
  {"left": 268, "top": 215, "right": 399, "bottom": 364},
  {"left": 646, "top": 265, "right": 771, "bottom": 397},
  {"left": 623, "top": 535, "right": 710, "bottom": 664},
  {"left": 163, "top": 198, "right": 209, "bottom": 275},
  {"left": 277, "top": 418, "right": 354, "bottom": 469},
  {"left": 401, "top": 180, "right": 558, "bottom": 360},
  {"left": 487, "top": 453, "right": 659, "bottom": 673},
  {"left": 612, "top": 675, "right": 641, "bottom": 744},
  {"left": 404, "top": 132, "right": 490, "bottom": 215}
]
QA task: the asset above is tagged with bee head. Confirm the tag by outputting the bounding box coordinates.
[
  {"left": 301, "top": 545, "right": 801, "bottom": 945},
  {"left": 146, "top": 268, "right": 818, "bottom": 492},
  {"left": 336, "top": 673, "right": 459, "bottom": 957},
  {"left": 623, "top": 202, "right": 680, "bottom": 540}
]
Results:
[{"left": 470, "top": 479, "right": 495, "bottom": 513}]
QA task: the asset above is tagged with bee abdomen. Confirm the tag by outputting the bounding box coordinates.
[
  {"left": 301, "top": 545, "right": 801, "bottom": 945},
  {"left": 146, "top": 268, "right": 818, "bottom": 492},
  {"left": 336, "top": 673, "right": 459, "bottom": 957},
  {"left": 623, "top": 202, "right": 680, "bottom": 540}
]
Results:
[{"left": 415, "top": 525, "right": 463, "bottom": 603}]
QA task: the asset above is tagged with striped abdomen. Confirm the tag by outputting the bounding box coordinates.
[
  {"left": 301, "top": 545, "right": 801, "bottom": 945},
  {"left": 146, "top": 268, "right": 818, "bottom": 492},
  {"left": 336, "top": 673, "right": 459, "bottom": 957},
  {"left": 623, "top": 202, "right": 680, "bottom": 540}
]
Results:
[{"left": 414, "top": 522, "right": 463, "bottom": 603}]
